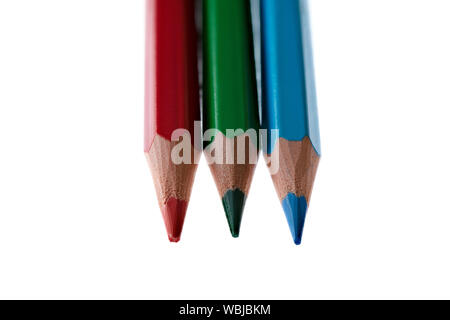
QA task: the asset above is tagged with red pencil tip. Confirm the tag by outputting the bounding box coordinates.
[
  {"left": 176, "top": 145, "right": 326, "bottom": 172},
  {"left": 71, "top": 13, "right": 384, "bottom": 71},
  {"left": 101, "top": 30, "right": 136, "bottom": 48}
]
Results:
[
  {"left": 168, "top": 236, "right": 181, "bottom": 243},
  {"left": 161, "top": 197, "right": 188, "bottom": 243}
]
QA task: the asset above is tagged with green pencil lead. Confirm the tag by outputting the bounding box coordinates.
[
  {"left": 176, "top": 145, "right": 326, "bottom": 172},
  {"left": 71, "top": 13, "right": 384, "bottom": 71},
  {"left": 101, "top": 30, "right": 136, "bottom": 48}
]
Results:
[{"left": 222, "top": 189, "right": 246, "bottom": 238}]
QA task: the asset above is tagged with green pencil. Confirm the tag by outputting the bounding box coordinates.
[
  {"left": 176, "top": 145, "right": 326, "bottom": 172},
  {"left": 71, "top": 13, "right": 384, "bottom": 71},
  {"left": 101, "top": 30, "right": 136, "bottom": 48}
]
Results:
[{"left": 203, "top": 0, "right": 260, "bottom": 238}]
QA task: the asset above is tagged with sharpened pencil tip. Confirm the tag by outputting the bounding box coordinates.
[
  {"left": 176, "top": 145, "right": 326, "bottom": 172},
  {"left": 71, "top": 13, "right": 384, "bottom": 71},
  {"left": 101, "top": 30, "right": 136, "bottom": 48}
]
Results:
[
  {"left": 222, "top": 189, "right": 246, "bottom": 238},
  {"left": 282, "top": 194, "right": 308, "bottom": 246},
  {"left": 168, "top": 236, "right": 181, "bottom": 243},
  {"left": 161, "top": 197, "right": 188, "bottom": 243}
]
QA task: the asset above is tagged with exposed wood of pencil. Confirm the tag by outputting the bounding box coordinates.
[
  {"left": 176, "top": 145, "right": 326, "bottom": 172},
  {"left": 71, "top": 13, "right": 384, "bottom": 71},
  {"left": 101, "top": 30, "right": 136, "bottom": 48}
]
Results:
[
  {"left": 266, "top": 137, "right": 320, "bottom": 204},
  {"left": 145, "top": 134, "right": 200, "bottom": 208},
  {"left": 204, "top": 131, "right": 259, "bottom": 197}
]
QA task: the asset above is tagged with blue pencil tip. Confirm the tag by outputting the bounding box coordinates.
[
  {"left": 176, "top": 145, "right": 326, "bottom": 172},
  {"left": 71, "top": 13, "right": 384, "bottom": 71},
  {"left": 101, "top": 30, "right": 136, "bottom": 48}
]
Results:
[{"left": 282, "top": 194, "right": 308, "bottom": 245}]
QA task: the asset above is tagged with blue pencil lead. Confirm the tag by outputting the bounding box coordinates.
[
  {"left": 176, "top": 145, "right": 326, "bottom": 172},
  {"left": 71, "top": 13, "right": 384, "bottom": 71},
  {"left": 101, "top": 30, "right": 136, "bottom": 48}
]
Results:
[{"left": 282, "top": 194, "right": 308, "bottom": 245}]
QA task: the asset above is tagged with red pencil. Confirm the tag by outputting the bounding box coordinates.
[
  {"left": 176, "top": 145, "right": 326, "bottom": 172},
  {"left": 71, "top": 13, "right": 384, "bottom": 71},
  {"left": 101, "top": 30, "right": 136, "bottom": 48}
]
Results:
[{"left": 144, "top": 0, "right": 200, "bottom": 242}]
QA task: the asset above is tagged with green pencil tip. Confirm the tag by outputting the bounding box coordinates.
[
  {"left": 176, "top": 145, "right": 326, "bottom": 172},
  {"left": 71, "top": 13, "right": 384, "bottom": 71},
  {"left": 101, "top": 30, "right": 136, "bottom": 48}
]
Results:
[{"left": 222, "top": 189, "right": 246, "bottom": 238}]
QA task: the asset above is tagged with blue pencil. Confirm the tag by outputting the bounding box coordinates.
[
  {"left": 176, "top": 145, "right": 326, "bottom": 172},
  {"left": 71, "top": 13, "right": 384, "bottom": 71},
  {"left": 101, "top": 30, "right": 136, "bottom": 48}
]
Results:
[{"left": 260, "top": 0, "right": 321, "bottom": 245}]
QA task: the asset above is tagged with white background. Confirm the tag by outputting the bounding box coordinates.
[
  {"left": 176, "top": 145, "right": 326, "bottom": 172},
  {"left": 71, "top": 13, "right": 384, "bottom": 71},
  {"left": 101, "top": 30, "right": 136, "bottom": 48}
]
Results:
[{"left": 1, "top": 0, "right": 450, "bottom": 300}]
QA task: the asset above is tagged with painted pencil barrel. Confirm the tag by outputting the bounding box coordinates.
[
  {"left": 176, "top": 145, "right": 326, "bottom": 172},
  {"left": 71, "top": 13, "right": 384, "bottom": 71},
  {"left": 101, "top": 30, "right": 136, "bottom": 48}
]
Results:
[
  {"left": 261, "top": 0, "right": 321, "bottom": 245},
  {"left": 203, "top": 0, "right": 260, "bottom": 237},
  {"left": 145, "top": 0, "right": 200, "bottom": 149},
  {"left": 261, "top": 0, "right": 320, "bottom": 154},
  {"left": 144, "top": 0, "right": 200, "bottom": 242},
  {"left": 203, "top": 0, "right": 259, "bottom": 136}
]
